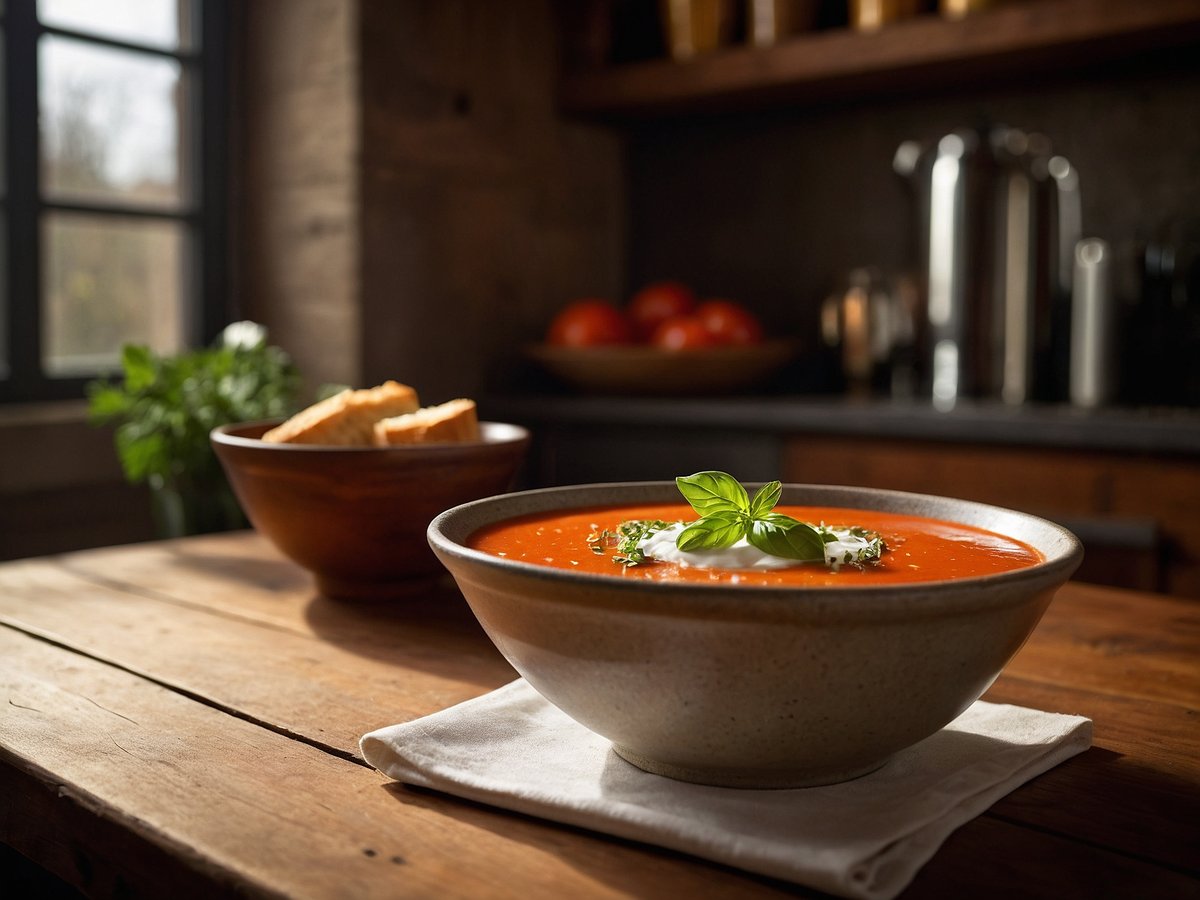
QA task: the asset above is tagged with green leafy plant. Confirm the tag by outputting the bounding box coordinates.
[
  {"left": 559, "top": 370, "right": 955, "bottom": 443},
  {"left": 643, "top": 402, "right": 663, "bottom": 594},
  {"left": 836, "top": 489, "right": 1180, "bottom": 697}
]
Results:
[
  {"left": 87, "top": 321, "right": 301, "bottom": 535},
  {"left": 675, "top": 471, "right": 826, "bottom": 560}
]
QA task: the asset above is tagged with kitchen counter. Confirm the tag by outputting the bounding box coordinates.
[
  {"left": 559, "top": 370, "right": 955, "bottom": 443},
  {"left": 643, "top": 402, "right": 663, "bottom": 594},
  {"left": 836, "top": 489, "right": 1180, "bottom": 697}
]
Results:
[{"left": 485, "top": 395, "right": 1200, "bottom": 456}]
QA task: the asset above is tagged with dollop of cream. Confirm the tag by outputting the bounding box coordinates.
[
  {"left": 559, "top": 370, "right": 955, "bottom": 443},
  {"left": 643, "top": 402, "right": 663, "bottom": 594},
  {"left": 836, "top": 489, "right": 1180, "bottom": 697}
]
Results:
[{"left": 638, "top": 522, "right": 882, "bottom": 569}]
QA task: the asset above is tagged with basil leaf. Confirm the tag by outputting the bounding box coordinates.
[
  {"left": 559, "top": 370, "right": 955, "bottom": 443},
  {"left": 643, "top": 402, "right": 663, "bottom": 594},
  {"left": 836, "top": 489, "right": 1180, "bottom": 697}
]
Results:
[
  {"left": 748, "top": 481, "right": 782, "bottom": 519},
  {"left": 675, "top": 471, "right": 749, "bottom": 518},
  {"left": 676, "top": 514, "right": 746, "bottom": 552},
  {"left": 746, "top": 515, "right": 825, "bottom": 561}
]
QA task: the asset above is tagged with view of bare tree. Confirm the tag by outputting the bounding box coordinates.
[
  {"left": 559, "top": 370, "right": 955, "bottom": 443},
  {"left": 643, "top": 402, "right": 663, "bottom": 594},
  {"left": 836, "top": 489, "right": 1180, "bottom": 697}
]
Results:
[{"left": 39, "top": 39, "right": 185, "bottom": 374}]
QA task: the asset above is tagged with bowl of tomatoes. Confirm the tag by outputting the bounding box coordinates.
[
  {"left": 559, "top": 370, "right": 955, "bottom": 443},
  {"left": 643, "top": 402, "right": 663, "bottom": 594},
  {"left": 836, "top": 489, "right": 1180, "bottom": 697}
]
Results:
[{"left": 526, "top": 281, "right": 798, "bottom": 395}]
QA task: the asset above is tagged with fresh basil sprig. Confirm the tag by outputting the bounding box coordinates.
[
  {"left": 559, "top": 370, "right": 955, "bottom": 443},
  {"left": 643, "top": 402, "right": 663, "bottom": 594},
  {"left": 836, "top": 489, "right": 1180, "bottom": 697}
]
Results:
[{"left": 675, "top": 471, "right": 825, "bottom": 561}]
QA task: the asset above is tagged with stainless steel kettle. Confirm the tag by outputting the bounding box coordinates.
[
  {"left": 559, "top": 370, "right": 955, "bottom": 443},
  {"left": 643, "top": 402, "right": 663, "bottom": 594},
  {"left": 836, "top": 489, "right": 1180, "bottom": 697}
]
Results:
[{"left": 895, "top": 126, "right": 1081, "bottom": 409}]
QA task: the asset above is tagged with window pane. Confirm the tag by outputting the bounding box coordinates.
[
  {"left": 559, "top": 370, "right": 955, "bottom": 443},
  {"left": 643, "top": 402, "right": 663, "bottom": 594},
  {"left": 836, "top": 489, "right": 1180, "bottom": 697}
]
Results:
[
  {"left": 41, "top": 36, "right": 185, "bottom": 208},
  {"left": 0, "top": 32, "right": 5, "bottom": 380},
  {"left": 42, "top": 212, "right": 186, "bottom": 376},
  {"left": 0, "top": 213, "right": 7, "bottom": 379},
  {"left": 0, "top": 31, "right": 5, "bottom": 198},
  {"left": 38, "top": 0, "right": 192, "bottom": 52}
]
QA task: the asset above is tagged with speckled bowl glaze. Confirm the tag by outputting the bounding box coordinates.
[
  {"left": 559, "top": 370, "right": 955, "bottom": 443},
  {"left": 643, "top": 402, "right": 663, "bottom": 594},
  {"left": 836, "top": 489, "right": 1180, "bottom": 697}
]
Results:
[
  {"left": 212, "top": 420, "right": 529, "bottom": 600},
  {"left": 428, "top": 482, "right": 1082, "bottom": 789}
]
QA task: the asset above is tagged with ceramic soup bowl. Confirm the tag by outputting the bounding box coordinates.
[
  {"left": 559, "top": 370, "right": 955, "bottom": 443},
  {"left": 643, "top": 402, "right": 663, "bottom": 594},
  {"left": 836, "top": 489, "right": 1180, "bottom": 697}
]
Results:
[{"left": 428, "top": 482, "right": 1082, "bottom": 788}]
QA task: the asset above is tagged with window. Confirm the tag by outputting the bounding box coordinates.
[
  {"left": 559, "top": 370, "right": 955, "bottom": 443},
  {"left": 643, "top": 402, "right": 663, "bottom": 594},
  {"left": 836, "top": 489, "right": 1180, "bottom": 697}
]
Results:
[{"left": 0, "top": 0, "right": 227, "bottom": 402}]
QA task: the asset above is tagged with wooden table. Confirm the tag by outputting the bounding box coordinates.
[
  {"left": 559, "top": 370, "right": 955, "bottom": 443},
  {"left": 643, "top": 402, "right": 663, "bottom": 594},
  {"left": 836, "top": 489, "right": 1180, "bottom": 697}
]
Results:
[{"left": 2, "top": 532, "right": 1197, "bottom": 899}]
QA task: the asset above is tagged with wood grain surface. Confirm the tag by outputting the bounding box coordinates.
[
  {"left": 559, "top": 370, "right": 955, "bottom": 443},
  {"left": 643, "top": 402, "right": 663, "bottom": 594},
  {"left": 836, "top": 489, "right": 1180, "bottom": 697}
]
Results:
[
  {"left": 1, "top": 532, "right": 1197, "bottom": 898},
  {"left": 561, "top": 0, "right": 1200, "bottom": 116}
]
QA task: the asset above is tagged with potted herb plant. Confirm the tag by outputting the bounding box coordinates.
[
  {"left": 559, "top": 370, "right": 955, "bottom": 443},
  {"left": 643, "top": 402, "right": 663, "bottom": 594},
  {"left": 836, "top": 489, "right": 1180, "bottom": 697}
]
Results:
[{"left": 87, "top": 321, "right": 301, "bottom": 538}]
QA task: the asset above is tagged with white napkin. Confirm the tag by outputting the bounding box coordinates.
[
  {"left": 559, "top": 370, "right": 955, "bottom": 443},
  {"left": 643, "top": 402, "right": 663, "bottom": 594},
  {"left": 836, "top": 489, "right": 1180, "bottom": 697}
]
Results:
[{"left": 361, "top": 679, "right": 1091, "bottom": 900}]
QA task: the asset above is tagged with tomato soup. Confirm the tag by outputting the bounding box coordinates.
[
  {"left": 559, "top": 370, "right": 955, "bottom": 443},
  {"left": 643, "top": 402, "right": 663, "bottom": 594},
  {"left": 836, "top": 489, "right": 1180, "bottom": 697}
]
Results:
[{"left": 468, "top": 504, "right": 1043, "bottom": 587}]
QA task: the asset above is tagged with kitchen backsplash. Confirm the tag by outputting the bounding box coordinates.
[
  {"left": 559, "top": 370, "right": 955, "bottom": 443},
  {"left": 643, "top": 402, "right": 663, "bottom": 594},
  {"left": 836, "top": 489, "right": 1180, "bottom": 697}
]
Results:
[{"left": 626, "top": 56, "right": 1200, "bottom": 405}]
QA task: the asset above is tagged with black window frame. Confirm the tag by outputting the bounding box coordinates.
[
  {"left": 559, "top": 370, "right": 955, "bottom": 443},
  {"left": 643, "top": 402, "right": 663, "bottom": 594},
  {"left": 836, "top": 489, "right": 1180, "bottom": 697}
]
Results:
[{"left": 0, "top": 0, "right": 229, "bottom": 403}]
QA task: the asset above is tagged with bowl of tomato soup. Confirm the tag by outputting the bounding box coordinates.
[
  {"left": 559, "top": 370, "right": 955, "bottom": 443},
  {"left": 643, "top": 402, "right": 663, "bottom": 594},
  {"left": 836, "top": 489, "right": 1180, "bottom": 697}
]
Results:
[{"left": 428, "top": 481, "right": 1082, "bottom": 788}]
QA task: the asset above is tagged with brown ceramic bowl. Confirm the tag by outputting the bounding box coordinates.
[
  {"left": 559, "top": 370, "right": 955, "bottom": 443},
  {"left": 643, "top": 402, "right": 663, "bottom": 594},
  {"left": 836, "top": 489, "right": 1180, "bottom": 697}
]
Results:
[
  {"left": 212, "top": 420, "right": 529, "bottom": 600},
  {"left": 524, "top": 340, "right": 798, "bottom": 395},
  {"left": 428, "top": 482, "right": 1082, "bottom": 788}
]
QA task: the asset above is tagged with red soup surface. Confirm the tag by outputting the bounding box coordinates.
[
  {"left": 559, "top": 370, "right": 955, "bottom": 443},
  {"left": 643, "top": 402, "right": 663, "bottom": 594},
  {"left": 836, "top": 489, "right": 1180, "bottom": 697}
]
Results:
[{"left": 468, "top": 504, "right": 1043, "bottom": 587}]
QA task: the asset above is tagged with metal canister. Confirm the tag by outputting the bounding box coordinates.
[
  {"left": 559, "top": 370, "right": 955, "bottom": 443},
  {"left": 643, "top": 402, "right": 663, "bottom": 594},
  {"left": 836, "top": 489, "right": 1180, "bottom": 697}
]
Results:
[
  {"left": 896, "top": 125, "right": 1080, "bottom": 409},
  {"left": 914, "top": 129, "right": 986, "bottom": 411},
  {"left": 1070, "top": 238, "right": 1116, "bottom": 408}
]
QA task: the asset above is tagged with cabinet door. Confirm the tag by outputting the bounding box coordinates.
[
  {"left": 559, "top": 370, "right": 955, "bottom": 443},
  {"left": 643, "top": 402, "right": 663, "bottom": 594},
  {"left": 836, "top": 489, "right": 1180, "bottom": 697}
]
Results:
[{"left": 783, "top": 436, "right": 1200, "bottom": 597}]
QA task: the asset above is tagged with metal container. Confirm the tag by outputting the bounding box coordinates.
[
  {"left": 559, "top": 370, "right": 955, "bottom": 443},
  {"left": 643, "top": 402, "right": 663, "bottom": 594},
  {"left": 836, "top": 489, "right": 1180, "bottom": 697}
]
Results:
[
  {"left": 895, "top": 129, "right": 990, "bottom": 410},
  {"left": 1070, "top": 238, "right": 1115, "bottom": 408},
  {"left": 895, "top": 126, "right": 1080, "bottom": 409},
  {"left": 820, "top": 268, "right": 917, "bottom": 397},
  {"left": 989, "top": 127, "right": 1040, "bottom": 405}
]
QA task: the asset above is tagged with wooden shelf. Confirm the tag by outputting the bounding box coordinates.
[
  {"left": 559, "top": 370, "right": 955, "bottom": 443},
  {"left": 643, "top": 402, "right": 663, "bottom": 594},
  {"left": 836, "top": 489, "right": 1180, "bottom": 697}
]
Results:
[{"left": 560, "top": 0, "right": 1200, "bottom": 118}]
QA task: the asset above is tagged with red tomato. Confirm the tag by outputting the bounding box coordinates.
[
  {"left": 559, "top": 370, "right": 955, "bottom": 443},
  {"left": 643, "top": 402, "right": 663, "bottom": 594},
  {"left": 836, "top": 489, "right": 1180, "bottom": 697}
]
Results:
[
  {"left": 627, "top": 281, "right": 696, "bottom": 342},
  {"left": 651, "top": 315, "right": 718, "bottom": 351},
  {"left": 546, "top": 299, "right": 633, "bottom": 347},
  {"left": 695, "top": 299, "right": 764, "bottom": 346}
]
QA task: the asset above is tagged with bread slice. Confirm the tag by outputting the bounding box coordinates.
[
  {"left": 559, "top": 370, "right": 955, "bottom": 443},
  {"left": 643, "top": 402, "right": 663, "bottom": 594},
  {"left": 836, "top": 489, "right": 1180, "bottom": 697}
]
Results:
[
  {"left": 373, "top": 398, "right": 480, "bottom": 445},
  {"left": 262, "top": 381, "right": 420, "bottom": 445}
]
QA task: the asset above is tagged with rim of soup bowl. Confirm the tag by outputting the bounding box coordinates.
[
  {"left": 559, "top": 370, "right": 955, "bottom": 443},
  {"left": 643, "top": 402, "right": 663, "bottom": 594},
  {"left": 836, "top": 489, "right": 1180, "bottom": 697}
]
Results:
[
  {"left": 426, "top": 481, "right": 1084, "bottom": 618},
  {"left": 211, "top": 419, "right": 530, "bottom": 453}
]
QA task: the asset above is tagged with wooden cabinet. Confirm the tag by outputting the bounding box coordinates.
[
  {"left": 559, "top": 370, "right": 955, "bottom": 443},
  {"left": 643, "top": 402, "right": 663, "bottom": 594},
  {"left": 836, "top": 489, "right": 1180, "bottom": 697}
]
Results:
[
  {"left": 783, "top": 435, "right": 1200, "bottom": 596},
  {"left": 559, "top": 0, "right": 1200, "bottom": 118}
]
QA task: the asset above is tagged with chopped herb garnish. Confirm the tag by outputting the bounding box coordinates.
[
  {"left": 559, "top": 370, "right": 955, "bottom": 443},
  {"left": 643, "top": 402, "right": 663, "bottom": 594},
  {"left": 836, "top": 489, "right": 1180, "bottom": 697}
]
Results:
[
  {"left": 586, "top": 526, "right": 615, "bottom": 556},
  {"left": 588, "top": 520, "right": 672, "bottom": 567},
  {"left": 612, "top": 519, "right": 670, "bottom": 567}
]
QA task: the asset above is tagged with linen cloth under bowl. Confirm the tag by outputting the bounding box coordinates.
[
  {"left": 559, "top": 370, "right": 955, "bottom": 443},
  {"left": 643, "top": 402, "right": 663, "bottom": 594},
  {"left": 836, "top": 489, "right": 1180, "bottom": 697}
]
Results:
[{"left": 361, "top": 679, "right": 1091, "bottom": 900}]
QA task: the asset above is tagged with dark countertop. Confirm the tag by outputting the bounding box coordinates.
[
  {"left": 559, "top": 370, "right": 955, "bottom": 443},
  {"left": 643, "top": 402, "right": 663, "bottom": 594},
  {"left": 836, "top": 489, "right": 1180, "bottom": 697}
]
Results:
[{"left": 484, "top": 394, "right": 1200, "bottom": 456}]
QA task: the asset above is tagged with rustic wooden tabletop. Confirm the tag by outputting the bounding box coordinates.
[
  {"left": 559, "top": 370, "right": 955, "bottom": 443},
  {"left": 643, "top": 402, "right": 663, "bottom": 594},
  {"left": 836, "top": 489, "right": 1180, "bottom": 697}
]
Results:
[{"left": 1, "top": 532, "right": 1197, "bottom": 898}]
